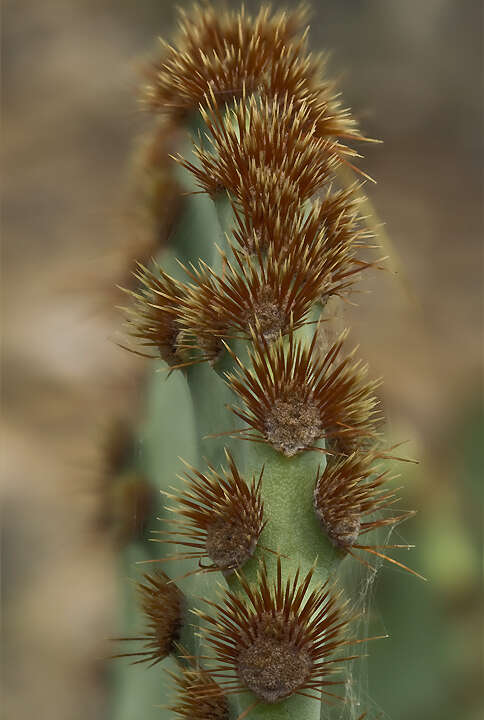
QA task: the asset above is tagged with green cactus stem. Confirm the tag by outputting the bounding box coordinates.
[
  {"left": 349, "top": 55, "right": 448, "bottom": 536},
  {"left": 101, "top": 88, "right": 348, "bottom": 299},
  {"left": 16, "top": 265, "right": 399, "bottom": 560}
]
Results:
[{"left": 109, "top": 5, "right": 420, "bottom": 720}]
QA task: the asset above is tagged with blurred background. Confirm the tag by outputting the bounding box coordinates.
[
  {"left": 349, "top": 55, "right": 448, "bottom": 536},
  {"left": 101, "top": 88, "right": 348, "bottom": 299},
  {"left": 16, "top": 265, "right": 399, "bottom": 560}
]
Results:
[{"left": 2, "top": 1, "right": 482, "bottom": 719}]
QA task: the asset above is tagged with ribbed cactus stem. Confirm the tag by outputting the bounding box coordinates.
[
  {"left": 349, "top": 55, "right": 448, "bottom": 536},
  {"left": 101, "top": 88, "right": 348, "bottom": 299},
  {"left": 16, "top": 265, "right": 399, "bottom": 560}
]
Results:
[
  {"left": 111, "top": 6, "right": 420, "bottom": 720},
  {"left": 223, "top": 443, "right": 344, "bottom": 720},
  {"left": 232, "top": 443, "right": 343, "bottom": 589}
]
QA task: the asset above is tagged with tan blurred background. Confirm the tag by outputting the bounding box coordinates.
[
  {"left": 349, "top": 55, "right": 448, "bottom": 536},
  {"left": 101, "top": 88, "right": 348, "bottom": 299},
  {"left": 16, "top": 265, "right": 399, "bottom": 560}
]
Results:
[{"left": 2, "top": 1, "right": 482, "bottom": 719}]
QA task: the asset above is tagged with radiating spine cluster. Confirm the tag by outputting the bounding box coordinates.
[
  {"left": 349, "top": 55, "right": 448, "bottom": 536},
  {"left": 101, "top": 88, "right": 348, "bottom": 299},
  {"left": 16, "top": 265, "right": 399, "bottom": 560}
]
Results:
[
  {"left": 112, "top": 572, "right": 184, "bottom": 667},
  {"left": 167, "top": 657, "right": 229, "bottom": 720},
  {"left": 114, "top": 4, "right": 419, "bottom": 720},
  {"left": 159, "top": 451, "right": 265, "bottom": 575},
  {"left": 195, "top": 559, "right": 354, "bottom": 705}
]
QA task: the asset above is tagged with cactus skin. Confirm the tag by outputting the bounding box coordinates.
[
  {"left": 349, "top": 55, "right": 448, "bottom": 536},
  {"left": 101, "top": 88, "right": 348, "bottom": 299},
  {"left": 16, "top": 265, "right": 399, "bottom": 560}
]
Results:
[{"left": 111, "top": 5, "right": 420, "bottom": 720}]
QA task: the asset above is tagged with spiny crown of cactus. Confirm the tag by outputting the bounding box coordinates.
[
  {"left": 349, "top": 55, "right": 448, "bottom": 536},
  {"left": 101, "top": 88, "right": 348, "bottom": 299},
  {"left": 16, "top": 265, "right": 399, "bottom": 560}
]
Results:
[{"left": 113, "top": 4, "right": 422, "bottom": 720}]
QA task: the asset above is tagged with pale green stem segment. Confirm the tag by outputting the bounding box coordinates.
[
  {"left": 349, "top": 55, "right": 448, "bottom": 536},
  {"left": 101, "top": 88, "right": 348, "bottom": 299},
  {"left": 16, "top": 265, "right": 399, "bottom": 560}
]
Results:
[
  {"left": 212, "top": 189, "right": 237, "bottom": 265},
  {"left": 110, "top": 543, "right": 178, "bottom": 720},
  {"left": 172, "top": 114, "right": 220, "bottom": 266},
  {"left": 125, "top": 334, "right": 203, "bottom": 663},
  {"left": 173, "top": 117, "right": 239, "bottom": 468},
  {"left": 112, "top": 244, "right": 227, "bottom": 718},
  {"left": 226, "top": 443, "right": 344, "bottom": 720},
  {"left": 185, "top": 361, "right": 235, "bottom": 468},
  {"left": 168, "top": 189, "right": 217, "bottom": 267},
  {"left": 235, "top": 442, "right": 343, "bottom": 587},
  {"left": 243, "top": 694, "right": 323, "bottom": 720},
  {"left": 213, "top": 190, "right": 235, "bottom": 237}
]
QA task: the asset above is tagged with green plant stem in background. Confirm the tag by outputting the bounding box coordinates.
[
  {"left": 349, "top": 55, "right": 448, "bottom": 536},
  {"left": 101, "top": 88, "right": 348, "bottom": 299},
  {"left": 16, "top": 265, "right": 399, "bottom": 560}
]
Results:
[{"left": 111, "top": 544, "right": 177, "bottom": 720}]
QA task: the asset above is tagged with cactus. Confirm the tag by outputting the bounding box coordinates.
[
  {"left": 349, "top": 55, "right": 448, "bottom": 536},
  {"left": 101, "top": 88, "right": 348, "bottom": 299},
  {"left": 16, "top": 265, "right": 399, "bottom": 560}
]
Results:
[{"left": 110, "top": 5, "right": 422, "bottom": 720}]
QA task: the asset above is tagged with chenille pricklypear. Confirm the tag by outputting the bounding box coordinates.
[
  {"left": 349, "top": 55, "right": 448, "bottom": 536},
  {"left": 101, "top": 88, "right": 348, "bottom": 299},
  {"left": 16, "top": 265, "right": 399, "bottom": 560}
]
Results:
[{"left": 110, "top": 5, "right": 421, "bottom": 720}]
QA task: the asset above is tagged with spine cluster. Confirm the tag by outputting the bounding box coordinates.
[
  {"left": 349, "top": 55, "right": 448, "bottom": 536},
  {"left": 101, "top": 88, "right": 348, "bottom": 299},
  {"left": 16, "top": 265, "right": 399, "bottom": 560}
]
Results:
[{"left": 115, "top": 5, "right": 419, "bottom": 719}]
